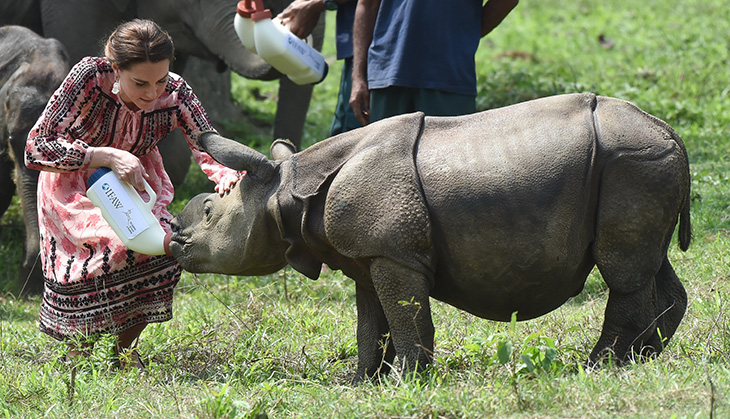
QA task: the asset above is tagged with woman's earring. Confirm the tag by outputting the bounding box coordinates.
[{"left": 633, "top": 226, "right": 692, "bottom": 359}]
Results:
[{"left": 112, "top": 80, "right": 120, "bottom": 95}]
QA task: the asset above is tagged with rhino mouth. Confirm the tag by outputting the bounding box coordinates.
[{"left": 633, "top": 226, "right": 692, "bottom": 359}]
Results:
[{"left": 168, "top": 233, "right": 192, "bottom": 264}]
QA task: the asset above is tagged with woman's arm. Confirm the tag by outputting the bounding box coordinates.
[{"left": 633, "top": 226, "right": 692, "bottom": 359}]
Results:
[
  {"left": 173, "top": 77, "right": 245, "bottom": 196},
  {"left": 25, "top": 58, "right": 152, "bottom": 191},
  {"left": 25, "top": 59, "right": 98, "bottom": 173}
]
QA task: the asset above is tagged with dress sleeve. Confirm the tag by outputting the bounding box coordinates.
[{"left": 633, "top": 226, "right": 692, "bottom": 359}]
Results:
[
  {"left": 25, "top": 58, "right": 97, "bottom": 172},
  {"left": 173, "top": 76, "right": 246, "bottom": 186}
]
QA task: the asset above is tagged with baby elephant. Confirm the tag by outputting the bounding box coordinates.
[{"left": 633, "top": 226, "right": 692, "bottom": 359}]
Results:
[
  {"left": 170, "top": 93, "right": 691, "bottom": 383},
  {"left": 0, "top": 26, "right": 69, "bottom": 294}
]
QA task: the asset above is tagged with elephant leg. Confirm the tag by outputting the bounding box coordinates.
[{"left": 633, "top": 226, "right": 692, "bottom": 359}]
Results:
[
  {"left": 369, "top": 257, "right": 434, "bottom": 376},
  {"left": 15, "top": 164, "right": 42, "bottom": 295},
  {"left": 353, "top": 282, "right": 395, "bottom": 384},
  {"left": 0, "top": 153, "right": 14, "bottom": 217},
  {"left": 157, "top": 130, "right": 191, "bottom": 189},
  {"left": 273, "top": 77, "right": 313, "bottom": 149}
]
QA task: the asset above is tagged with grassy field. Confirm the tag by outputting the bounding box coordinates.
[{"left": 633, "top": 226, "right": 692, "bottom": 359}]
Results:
[{"left": 2, "top": 0, "right": 730, "bottom": 417}]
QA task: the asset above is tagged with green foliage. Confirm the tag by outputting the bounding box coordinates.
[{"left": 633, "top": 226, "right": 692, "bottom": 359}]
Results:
[
  {"left": 460, "top": 312, "right": 563, "bottom": 376},
  {"left": 2, "top": 0, "right": 730, "bottom": 417}
]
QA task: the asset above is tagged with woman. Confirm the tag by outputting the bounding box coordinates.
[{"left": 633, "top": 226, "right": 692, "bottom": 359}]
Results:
[{"left": 25, "top": 19, "right": 243, "bottom": 367}]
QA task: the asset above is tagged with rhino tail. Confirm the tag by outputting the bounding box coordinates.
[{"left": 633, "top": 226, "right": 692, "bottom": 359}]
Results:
[
  {"left": 675, "top": 128, "right": 692, "bottom": 252},
  {"left": 678, "top": 185, "right": 691, "bottom": 251}
]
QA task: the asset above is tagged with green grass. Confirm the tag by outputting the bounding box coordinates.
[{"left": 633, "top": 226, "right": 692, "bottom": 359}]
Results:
[{"left": 2, "top": 0, "right": 730, "bottom": 417}]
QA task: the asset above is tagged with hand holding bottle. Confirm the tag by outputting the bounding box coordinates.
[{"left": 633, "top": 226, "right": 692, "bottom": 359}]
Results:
[{"left": 89, "top": 147, "right": 150, "bottom": 191}]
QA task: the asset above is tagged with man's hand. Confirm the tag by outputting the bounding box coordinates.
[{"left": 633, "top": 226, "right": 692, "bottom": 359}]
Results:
[
  {"left": 349, "top": 77, "right": 370, "bottom": 126},
  {"left": 350, "top": 0, "right": 381, "bottom": 126},
  {"left": 278, "top": 0, "right": 325, "bottom": 39}
]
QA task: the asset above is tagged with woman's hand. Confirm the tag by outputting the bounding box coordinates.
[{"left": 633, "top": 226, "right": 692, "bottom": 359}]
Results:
[
  {"left": 89, "top": 147, "right": 149, "bottom": 191},
  {"left": 215, "top": 171, "right": 244, "bottom": 197}
]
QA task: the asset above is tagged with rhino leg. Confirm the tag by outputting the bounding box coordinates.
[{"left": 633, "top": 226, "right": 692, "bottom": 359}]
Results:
[
  {"left": 590, "top": 279, "right": 659, "bottom": 363},
  {"left": 590, "top": 257, "right": 686, "bottom": 362},
  {"left": 353, "top": 283, "right": 396, "bottom": 384},
  {"left": 651, "top": 256, "right": 687, "bottom": 347},
  {"left": 590, "top": 151, "right": 687, "bottom": 363},
  {"left": 369, "top": 257, "right": 434, "bottom": 377}
]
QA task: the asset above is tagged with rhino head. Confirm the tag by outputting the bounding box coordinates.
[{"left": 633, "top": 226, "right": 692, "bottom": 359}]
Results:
[{"left": 169, "top": 134, "right": 294, "bottom": 275}]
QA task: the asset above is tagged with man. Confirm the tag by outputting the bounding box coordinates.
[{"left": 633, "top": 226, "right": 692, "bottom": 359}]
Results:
[{"left": 350, "top": 0, "right": 519, "bottom": 125}]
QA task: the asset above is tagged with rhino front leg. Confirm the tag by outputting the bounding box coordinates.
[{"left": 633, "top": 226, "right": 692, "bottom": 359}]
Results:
[
  {"left": 353, "top": 283, "right": 395, "bottom": 384},
  {"left": 369, "top": 257, "right": 434, "bottom": 376}
]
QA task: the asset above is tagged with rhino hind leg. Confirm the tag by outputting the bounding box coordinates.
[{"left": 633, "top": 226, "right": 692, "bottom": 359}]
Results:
[
  {"left": 589, "top": 257, "right": 686, "bottom": 363},
  {"left": 650, "top": 256, "right": 687, "bottom": 348},
  {"left": 590, "top": 149, "right": 687, "bottom": 364}
]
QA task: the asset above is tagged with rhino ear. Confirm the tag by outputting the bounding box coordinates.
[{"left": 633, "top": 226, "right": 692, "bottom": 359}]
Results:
[
  {"left": 199, "top": 132, "right": 276, "bottom": 180},
  {"left": 270, "top": 139, "right": 296, "bottom": 160}
]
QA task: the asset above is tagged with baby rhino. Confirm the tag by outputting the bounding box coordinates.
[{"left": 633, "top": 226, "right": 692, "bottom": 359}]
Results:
[{"left": 170, "top": 93, "right": 691, "bottom": 383}]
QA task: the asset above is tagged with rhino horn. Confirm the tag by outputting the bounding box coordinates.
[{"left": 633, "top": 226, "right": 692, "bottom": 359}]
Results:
[{"left": 199, "top": 132, "right": 276, "bottom": 180}]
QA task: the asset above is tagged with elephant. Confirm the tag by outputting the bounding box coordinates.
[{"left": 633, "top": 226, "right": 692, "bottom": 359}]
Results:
[
  {"left": 169, "top": 93, "right": 692, "bottom": 383},
  {"left": 0, "top": 25, "right": 70, "bottom": 295},
  {"left": 1, "top": 0, "right": 325, "bottom": 185}
]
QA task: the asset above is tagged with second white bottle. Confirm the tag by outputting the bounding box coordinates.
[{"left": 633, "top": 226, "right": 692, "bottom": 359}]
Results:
[{"left": 237, "top": 0, "right": 328, "bottom": 85}]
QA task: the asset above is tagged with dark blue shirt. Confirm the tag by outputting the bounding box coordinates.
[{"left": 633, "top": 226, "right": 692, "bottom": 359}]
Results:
[
  {"left": 335, "top": 1, "right": 358, "bottom": 59},
  {"left": 367, "top": 0, "right": 482, "bottom": 96}
]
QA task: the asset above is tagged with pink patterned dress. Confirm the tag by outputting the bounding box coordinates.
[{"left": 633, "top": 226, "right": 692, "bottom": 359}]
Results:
[{"left": 26, "top": 57, "right": 243, "bottom": 341}]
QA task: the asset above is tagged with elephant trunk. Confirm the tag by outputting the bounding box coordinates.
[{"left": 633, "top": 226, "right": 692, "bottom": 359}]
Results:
[
  {"left": 192, "top": 0, "right": 281, "bottom": 80},
  {"left": 17, "top": 169, "right": 42, "bottom": 294}
]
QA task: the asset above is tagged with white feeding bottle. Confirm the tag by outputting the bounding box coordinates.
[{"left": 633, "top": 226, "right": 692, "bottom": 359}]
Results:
[
  {"left": 233, "top": 0, "right": 328, "bottom": 85},
  {"left": 86, "top": 167, "right": 172, "bottom": 256},
  {"left": 234, "top": 0, "right": 257, "bottom": 53}
]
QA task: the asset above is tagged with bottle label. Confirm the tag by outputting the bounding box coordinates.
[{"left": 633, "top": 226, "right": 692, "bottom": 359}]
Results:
[
  {"left": 89, "top": 173, "right": 150, "bottom": 240},
  {"left": 284, "top": 33, "right": 325, "bottom": 73}
]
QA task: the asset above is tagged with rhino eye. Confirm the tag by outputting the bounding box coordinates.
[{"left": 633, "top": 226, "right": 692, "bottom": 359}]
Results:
[{"left": 204, "top": 200, "right": 213, "bottom": 221}]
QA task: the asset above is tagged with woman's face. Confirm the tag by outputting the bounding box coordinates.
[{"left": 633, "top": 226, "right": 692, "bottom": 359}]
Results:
[{"left": 115, "top": 59, "right": 170, "bottom": 111}]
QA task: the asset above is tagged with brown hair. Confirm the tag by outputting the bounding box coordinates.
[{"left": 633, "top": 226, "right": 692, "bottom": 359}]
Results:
[{"left": 104, "top": 19, "right": 174, "bottom": 69}]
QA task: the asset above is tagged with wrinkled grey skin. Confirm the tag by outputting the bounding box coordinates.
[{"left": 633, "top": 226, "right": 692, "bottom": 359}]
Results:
[
  {"left": 0, "top": 26, "right": 70, "bottom": 295},
  {"left": 170, "top": 93, "right": 692, "bottom": 383},
  {"left": 2, "top": 0, "right": 325, "bottom": 184}
]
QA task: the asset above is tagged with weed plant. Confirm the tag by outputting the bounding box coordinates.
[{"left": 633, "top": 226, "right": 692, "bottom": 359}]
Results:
[{"left": 2, "top": 0, "right": 730, "bottom": 417}]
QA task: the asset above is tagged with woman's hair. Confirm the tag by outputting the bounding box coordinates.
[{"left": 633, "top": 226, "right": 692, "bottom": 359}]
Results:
[{"left": 104, "top": 19, "right": 174, "bottom": 69}]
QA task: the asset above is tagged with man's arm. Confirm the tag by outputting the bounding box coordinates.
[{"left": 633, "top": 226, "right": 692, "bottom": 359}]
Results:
[
  {"left": 349, "top": 0, "right": 380, "bottom": 126},
  {"left": 481, "top": 0, "right": 519, "bottom": 37}
]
